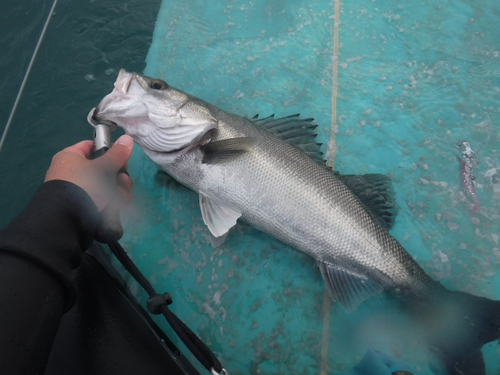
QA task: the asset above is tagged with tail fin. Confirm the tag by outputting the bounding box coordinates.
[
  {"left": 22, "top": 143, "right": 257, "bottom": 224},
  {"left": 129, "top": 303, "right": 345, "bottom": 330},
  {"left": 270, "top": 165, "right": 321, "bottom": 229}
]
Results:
[{"left": 410, "top": 283, "right": 500, "bottom": 375}]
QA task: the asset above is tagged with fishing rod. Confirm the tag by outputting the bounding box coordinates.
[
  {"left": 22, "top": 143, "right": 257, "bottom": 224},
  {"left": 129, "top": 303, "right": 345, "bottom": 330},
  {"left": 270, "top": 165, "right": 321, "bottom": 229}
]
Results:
[{"left": 87, "top": 109, "right": 228, "bottom": 375}]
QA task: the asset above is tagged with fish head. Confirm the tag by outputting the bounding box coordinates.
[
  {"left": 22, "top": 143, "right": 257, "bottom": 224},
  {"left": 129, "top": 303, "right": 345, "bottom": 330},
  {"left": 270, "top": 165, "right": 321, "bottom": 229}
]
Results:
[{"left": 92, "top": 69, "right": 218, "bottom": 153}]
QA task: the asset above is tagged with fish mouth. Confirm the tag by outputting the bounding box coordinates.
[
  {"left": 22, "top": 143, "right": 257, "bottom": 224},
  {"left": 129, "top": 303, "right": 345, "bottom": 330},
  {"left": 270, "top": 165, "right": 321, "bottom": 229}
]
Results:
[
  {"left": 87, "top": 107, "right": 117, "bottom": 130},
  {"left": 113, "top": 68, "right": 134, "bottom": 94},
  {"left": 91, "top": 69, "right": 150, "bottom": 129}
]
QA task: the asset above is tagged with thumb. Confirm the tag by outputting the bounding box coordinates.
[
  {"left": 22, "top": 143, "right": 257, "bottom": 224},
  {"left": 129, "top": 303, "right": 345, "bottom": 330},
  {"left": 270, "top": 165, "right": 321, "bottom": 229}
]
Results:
[{"left": 99, "top": 135, "right": 134, "bottom": 172}]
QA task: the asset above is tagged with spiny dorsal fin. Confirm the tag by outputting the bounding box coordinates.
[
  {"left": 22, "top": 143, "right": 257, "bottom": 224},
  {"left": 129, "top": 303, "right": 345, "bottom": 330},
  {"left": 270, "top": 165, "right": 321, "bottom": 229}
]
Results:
[
  {"left": 200, "top": 137, "right": 257, "bottom": 164},
  {"left": 250, "top": 114, "right": 324, "bottom": 163},
  {"left": 249, "top": 114, "right": 397, "bottom": 229},
  {"left": 318, "top": 260, "right": 384, "bottom": 312},
  {"left": 336, "top": 173, "right": 398, "bottom": 230}
]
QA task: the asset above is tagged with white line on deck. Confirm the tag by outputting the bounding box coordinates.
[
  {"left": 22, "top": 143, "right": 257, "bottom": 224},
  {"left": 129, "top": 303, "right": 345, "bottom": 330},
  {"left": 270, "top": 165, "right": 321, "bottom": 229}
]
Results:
[{"left": 321, "top": 0, "right": 341, "bottom": 372}]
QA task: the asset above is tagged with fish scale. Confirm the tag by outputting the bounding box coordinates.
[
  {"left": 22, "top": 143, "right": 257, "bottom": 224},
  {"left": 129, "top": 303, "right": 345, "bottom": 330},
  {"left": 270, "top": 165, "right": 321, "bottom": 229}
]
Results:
[
  {"left": 92, "top": 70, "right": 500, "bottom": 374},
  {"left": 195, "top": 108, "right": 432, "bottom": 298}
]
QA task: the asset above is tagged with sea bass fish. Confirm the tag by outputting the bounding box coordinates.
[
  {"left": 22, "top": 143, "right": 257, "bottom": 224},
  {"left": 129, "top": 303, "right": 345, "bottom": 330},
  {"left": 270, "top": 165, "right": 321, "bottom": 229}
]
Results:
[
  {"left": 458, "top": 141, "right": 480, "bottom": 216},
  {"left": 91, "top": 69, "right": 500, "bottom": 374}
]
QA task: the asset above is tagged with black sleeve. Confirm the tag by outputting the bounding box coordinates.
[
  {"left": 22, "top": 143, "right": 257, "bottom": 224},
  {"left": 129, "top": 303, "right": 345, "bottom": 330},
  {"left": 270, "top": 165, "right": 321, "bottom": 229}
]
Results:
[{"left": 0, "top": 180, "right": 99, "bottom": 374}]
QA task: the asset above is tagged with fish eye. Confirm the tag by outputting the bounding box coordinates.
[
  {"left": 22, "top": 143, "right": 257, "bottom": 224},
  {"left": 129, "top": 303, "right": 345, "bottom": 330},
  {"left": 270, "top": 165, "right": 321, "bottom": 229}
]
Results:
[{"left": 149, "top": 79, "right": 168, "bottom": 90}]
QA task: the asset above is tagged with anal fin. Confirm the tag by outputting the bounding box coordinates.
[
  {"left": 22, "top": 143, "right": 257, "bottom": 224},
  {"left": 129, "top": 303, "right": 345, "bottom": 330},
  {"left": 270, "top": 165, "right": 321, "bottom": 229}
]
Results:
[{"left": 318, "top": 261, "right": 384, "bottom": 313}]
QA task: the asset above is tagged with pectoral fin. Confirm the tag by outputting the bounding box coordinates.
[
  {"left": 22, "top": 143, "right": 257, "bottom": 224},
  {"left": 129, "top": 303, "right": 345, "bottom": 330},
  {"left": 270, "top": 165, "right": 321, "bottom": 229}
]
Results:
[
  {"left": 318, "top": 261, "right": 384, "bottom": 313},
  {"left": 200, "top": 137, "right": 257, "bottom": 164},
  {"left": 199, "top": 193, "right": 241, "bottom": 238}
]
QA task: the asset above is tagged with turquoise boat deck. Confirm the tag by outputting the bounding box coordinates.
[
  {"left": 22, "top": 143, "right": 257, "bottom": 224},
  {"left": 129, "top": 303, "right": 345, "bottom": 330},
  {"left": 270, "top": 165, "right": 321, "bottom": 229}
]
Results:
[{"left": 1, "top": 0, "right": 499, "bottom": 373}]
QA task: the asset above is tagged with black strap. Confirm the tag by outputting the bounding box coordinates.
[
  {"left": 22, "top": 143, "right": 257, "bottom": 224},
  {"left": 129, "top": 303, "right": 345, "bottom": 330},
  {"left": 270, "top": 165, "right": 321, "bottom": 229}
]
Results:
[{"left": 106, "top": 239, "right": 223, "bottom": 374}]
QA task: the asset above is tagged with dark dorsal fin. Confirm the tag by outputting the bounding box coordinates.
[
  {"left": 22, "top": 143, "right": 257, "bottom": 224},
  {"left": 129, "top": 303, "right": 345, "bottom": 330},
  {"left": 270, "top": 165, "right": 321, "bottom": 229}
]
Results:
[
  {"left": 249, "top": 114, "right": 397, "bottom": 228},
  {"left": 335, "top": 173, "right": 398, "bottom": 230},
  {"left": 250, "top": 114, "right": 324, "bottom": 163}
]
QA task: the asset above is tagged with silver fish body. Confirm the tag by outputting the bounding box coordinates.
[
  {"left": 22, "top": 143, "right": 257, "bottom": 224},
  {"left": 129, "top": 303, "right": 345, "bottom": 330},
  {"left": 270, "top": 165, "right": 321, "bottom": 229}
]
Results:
[
  {"left": 91, "top": 70, "right": 500, "bottom": 374},
  {"left": 92, "top": 69, "right": 432, "bottom": 312}
]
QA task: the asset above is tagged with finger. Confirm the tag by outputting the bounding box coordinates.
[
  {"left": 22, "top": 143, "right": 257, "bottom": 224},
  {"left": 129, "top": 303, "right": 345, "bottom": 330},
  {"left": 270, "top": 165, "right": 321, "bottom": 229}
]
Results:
[
  {"left": 61, "top": 140, "right": 95, "bottom": 159},
  {"left": 117, "top": 171, "right": 133, "bottom": 193},
  {"left": 119, "top": 187, "right": 132, "bottom": 205},
  {"left": 97, "top": 135, "right": 133, "bottom": 172},
  {"left": 109, "top": 142, "right": 129, "bottom": 169}
]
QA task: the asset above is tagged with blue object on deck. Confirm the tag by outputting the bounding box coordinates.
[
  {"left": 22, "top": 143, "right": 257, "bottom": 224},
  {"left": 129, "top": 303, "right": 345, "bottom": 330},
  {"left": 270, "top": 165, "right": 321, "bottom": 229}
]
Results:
[{"left": 338, "top": 349, "right": 421, "bottom": 375}]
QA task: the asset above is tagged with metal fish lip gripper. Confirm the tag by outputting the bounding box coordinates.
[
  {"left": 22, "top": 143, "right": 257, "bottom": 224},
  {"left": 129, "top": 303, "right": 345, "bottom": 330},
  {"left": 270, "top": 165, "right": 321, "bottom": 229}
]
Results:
[{"left": 87, "top": 107, "right": 117, "bottom": 158}]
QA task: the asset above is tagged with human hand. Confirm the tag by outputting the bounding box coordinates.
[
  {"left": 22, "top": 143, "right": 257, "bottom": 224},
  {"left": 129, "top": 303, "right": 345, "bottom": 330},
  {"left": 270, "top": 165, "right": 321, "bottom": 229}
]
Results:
[{"left": 45, "top": 135, "right": 134, "bottom": 212}]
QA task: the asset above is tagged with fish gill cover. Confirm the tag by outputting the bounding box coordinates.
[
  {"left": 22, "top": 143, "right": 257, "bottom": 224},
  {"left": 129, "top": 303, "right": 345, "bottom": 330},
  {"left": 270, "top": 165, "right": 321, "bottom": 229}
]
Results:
[{"left": 115, "top": 0, "right": 500, "bottom": 374}]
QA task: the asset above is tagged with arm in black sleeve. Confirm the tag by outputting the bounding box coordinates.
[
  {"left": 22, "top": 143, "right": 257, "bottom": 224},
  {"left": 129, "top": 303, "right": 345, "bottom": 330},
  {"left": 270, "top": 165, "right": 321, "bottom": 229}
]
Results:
[{"left": 0, "top": 180, "right": 99, "bottom": 374}]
